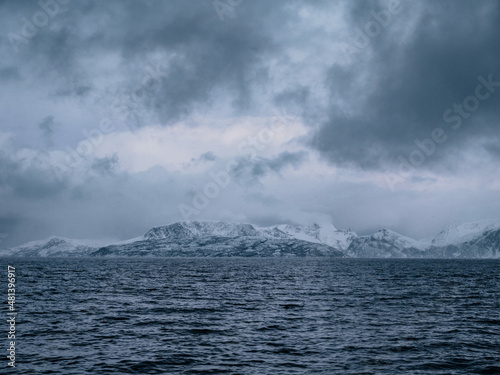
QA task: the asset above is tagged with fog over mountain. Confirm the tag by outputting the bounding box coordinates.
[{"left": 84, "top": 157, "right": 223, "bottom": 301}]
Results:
[{"left": 1, "top": 0, "right": 499, "bottom": 247}]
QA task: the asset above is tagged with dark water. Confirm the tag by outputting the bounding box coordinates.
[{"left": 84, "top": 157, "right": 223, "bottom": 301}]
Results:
[{"left": 1, "top": 258, "right": 499, "bottom": 374}]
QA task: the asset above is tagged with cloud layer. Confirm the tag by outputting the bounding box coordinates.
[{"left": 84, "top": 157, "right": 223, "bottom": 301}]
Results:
[{"left": 0, "top": 0, "right": 499, "bottom": 246}]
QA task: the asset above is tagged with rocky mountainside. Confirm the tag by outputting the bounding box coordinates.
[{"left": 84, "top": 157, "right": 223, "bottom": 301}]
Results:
[
  {"left": 426, "top": 227, "right": 500, "bottom": 258},
  {"left": 0, "top": 222, "right": 347, "bottom": 258},
  {"left": 144, "top": 222, "right": 260, "bottom": 240},
  {"left": 93, "top": 236, "right": 344, "bottom": 258},
  {"left": 143, "top": 221, "right": 356, "bottom": 249},
  {"left": 430, "top": 221, "right": 500, "bottom": 247},
  {"left": 346, "top": 222, "right": 500, "bottom": 258},
  {"left": 95, "top": 221, "right": 346, "bottom": 257},
  {"left": 345, "top": 229, "right": 429, "bottom": 258},
  {"left": 262, "top": 223, "right": 357, "bottom": 250},
  {"left": 1, "top": 220, "right": 500, "bottom": 258}
]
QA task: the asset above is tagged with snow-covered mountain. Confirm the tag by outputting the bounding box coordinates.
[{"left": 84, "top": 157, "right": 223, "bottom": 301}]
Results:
[
  {"left": 0, "top": 222, "right": 346, "bottom": 258},
  {"left": 346, "top": 229, "right": 430, "bottom": 258},
  {"left": 93, "top": 236, "right": 343, "bottom": 258},
  {"left": 345, "top": 221, "right": 500, "bottom": 258},
  {"left": 145, "top": 221, "right": 260, "bottom": 240},
  {"left": 95, "top": 221, "right": 346, "bottom": 257},
  {"left": 2, "top": 220, "right": 500, "bottom": 258},
  {"left": 144, "top": 221, "right": 356, "bottom": 251},
  {"left": 260, "top": 223, "right": 357, "bottom": 250},
  {"left": 431, "top": 221, "right": 500, "bottom": 246},
  {"left": 426, "top": 224, "right": 500, "bottom": 259},
  {"left": 0, "top": 237, "right": 109, "bottom": 257}
]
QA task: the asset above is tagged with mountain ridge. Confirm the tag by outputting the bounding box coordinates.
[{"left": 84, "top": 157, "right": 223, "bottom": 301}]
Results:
[{"left": 1, "top": 220, "right": 500, "bottom": 258}]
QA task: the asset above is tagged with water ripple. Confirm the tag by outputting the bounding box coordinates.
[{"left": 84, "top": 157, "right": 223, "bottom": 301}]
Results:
[{"left": 0, "top": 258, "right": 498, "bottom": 374}]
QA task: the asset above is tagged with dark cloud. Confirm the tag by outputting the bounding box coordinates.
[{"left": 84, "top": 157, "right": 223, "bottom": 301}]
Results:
[
  {"left": 191, "top": 151, "right": 216, "bottom": 164},
  {"left": 230, "top": 151, "right": 308, "bottom": 185},
  {"left": 0, "top": 151, "right": 68, "bottom": 199},
  {"left": 38, "top": 115, "right": 55, "bottom": 142},
  {"left": 3, "top": 0, "right": 283, "bottom": 125},
  {"left": 0, "top": 214, "right": 22, "bottom": 244},
  {"left": 483, "top": 142, "right": 500, "bottom": 158},
  {"left": 90, "top": 154, "right": 119, "bottom": 176},
  {"left": 273, "top": 86, "right": 311, "bottom": 115},
  {"left": 0, "top": 66, "right": 20, "bottom": 81},
  {"left": 54, "top": 82, "right": 92, "bottom": 97},
  {"left": 200, "top": 152, "right": 216, "bottom": 162},
  {"left": 141, "top": 2, "right": 278, "bottom": 123},
  {"left": 309, "top": 0, "right": 500, "bottom": 170}
]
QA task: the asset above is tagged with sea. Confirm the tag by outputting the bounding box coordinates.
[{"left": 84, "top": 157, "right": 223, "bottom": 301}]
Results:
[{"left": 1, "top": 257, "right": 499, "bottom": 374}]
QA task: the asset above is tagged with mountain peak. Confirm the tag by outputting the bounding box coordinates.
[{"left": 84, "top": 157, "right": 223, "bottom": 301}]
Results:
[
  {"left": 373, "top": 228, "right": 398, "bottom": 237},
  {"left": 369, "top": 228, "right": 429, "bottom": 250},
  {"left": 144, "top": 221, "right": 259, "bottom": 240},
  {"left": 3, "top": 219, "right": 500, "bottom": 258},
  {"left": 264, "top": 222, "right": 355, "bottom": 250}
]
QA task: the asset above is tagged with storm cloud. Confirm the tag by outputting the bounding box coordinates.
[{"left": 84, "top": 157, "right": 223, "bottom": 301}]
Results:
[
  {"left": 0, "top": 0, "right": 499, "bottom": 247},
  {"left": 310, "top": 0, "right": 500, "bottom": 171}
]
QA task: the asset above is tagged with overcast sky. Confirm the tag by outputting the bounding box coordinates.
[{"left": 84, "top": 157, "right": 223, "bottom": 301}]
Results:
[{"left": 1, "top": 0, "right": 500, "bottom": 247}]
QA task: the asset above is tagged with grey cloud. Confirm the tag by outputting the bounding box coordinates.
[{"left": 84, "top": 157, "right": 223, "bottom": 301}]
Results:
[
  {"left": 90, "top": 154, "right": 119, "bottom": 176},
  {"left": 191, "top": 151, "right": 216, "bottom": 164},
  {"left": 308, "top": 0, "right": 500, "bottom": 171},
  {"left": 483, "top": 142, "right": 500, "bottom": 158},
  {"left": 273, "top": 86, "right": 311, "bottom": 115},
  {"left": 230, "top": 151, "right": 308, "bottom": 185},
  {"left": 54, "top": 82, "right": 92, "bottom": 97},
  {"left": 0, "top": 161, "right": 208, "bottom": 247},
  {"left": 0, "top": 152, "right": 68, "bottom": 200},
  {"left": 0, "top": 214, "right": 22, "bottom": 240},
  {"left": 186, "top": 152, "right": 217, "bottom": 169},
  {"left": 3, "top": 0, "right": 282, "bottom": 125},
  {"left": 38, "top": 115, "right": 55, "bottom": 140},
  {"left": 200, "top": 152, "right": 216, "bottom": 162},
  {"left": 0, "top": 66, "right": 20, "bottom": 81},
  {"left": 145, "top": 4, "right": 277, "bottom": 124},
  {"left": 1, "top": 0, "right": 499, "bottom": 248},
  {"left": 265, "top": 151, "right": 308, "bottom": 171}
]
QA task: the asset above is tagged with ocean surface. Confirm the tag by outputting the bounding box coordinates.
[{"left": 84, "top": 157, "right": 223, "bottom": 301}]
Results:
[{"left": 1, "top": 258, "right": 499, "bottom": 374}]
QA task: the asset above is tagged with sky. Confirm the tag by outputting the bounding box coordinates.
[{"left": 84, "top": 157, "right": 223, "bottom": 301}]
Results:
[{"left": 1, "top": 0, "right": 500, "bottom": 247}]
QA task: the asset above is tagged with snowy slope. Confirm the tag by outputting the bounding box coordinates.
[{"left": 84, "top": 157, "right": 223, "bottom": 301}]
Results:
[
  {"left": 0, "top": 237, "right": 110, "bottom": 257},
  {"left": 145, "top": 221, "right": 259, "bottom": 240},
  {"left": 144, "top": 221, "right": 356, "bottom": 251},
  {"left": 372, "top": 229, "right": 430, "bottom": 250},
  {"left": 120, "top": 221, "right": 348, "bottom": 257},
  {"left": 260, "top": 223, "right": 357, "bottom": 251},
  {"left": 346, "top": 224, "right": 500, "bottom": 259},
  {"left": 346, "top": 229, "right": 429, "bottom": 258},
  {"left": 431, "top": 221, "right": 500, "bottom": 246}
]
